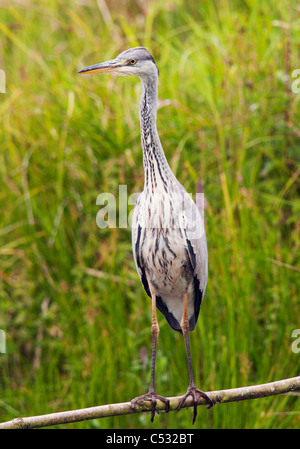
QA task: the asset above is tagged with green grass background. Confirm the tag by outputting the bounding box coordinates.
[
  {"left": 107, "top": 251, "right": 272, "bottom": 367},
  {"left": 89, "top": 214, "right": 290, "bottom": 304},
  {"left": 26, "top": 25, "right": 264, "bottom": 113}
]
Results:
[{"left": 0, "top": 0, "right": 299, "bottom": 429}]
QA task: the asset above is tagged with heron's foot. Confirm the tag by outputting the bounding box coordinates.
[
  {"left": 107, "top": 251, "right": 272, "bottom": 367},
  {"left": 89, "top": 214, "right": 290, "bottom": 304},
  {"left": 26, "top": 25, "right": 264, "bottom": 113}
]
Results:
[
  {"left": 177, "top": 386, "right": 213, "bottom": 424},
  {"left": 131, "top": 391, "right": 170, "bottom": 422}
]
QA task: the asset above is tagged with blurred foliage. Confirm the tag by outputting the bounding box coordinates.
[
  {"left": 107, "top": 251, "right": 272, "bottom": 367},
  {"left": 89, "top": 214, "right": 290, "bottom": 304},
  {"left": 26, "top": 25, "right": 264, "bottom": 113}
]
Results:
[{"left": 0, "top": 0, "right": 299, "bottom": 428}]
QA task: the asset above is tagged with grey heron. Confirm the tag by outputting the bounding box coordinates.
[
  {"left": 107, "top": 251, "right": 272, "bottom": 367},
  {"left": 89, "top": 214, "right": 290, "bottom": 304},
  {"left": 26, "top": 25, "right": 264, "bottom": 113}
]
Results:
[{"left": 78, "top": 47, "right": 213, "bottom": 423}]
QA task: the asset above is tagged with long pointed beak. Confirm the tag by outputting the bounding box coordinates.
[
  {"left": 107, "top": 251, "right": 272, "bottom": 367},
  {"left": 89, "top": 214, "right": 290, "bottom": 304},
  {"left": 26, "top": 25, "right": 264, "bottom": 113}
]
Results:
[{"left": 78, "top": 58, "right": 126, "bottom": 75}]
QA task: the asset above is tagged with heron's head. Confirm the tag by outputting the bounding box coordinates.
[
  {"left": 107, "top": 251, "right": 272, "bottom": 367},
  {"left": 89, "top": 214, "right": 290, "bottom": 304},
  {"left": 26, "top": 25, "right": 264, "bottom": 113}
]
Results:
[{"left": 78, "top": 47, "right": 159, "bottom": 79}]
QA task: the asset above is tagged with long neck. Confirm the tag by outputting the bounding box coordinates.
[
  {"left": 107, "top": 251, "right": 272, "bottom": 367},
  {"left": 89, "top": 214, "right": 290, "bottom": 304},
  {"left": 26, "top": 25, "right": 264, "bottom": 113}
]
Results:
[{"left": 139, "top": 75, "right": 174, "bottom": 194}]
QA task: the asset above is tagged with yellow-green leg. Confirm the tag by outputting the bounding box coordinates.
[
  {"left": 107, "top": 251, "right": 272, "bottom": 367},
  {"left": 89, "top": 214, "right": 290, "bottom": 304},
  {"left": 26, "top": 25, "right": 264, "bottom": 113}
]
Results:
[
  {"left": 177, "top": 292, "right": 213, "bottom": 424},
  {"left": 131, "top": 280, "right": 170, "bottom": 422}
]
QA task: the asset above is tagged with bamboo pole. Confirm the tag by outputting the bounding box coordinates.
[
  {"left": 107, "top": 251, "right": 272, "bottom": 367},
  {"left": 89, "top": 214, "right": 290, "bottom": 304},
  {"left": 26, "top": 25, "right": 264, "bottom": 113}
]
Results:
[{"left": 0, "top": 376, "right": 299, "bottom": 429}]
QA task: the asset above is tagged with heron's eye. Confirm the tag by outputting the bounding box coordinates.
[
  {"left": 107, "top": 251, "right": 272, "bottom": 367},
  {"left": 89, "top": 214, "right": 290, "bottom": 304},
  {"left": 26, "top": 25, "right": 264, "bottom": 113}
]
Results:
[{"left": 130, "top": 59, "right": 137, "bottom": 65}]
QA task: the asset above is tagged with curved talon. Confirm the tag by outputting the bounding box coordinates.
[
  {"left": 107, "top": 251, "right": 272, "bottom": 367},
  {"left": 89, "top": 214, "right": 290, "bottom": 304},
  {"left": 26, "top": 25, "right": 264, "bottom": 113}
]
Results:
[
  {"left": 131, "top": 393, "right": 170, "bottom": 422},
  {"left": 177, "top": 387, "right": 213, "bottom": 424}
]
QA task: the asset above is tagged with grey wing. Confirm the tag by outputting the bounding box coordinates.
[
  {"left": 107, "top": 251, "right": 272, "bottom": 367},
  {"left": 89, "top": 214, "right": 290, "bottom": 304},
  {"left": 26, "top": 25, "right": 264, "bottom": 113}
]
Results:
[
  {"left": 131, "top": 193, "right": 151, "bottom": 298},
  {"left": 182, "top": 198, "right": 208, "bottom": 330},
  {"left": 131, "top": 202, "right": 140, "bottom": 277},
  {"left": 131, "top": 194, "right": 184, "bottom": 333}
]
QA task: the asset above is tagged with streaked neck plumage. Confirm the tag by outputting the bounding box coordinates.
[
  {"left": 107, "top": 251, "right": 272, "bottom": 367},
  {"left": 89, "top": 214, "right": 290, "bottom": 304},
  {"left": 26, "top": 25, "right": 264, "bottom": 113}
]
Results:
[{"left": 139, "top": 75, "right": 175, "bottom": 195}]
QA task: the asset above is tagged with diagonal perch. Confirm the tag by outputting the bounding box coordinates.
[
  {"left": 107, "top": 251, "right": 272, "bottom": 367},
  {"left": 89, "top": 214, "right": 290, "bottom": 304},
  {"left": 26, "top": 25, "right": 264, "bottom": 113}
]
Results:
[{"left": 0, "top": 376, "right": 299, "bottom": 429}]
